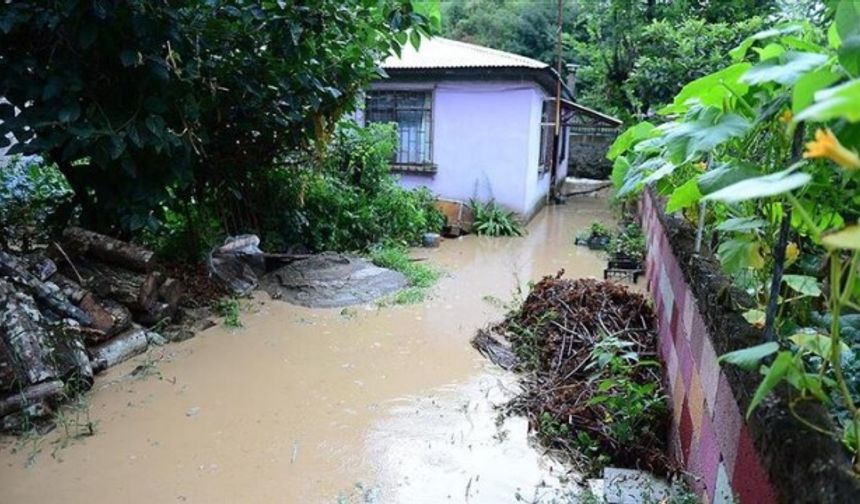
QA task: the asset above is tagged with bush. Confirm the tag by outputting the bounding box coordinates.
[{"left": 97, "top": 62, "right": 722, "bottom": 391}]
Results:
[
  {"left": 471, "top": 200, "right": 524, "bottom": 237},
  {"left": 0, "top": 156, "right": 74, "bottom": 251},
  {"left": 369, "top": 243, "right": 441, "bottom": 305}
]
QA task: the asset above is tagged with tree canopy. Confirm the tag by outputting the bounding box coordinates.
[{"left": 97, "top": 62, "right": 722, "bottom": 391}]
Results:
[{"left": 0, "top": 0, "right": 439, "bottom": 232}]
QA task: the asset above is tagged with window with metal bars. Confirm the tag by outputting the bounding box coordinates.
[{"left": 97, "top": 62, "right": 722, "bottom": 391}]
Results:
[{"left": 365, "top": 91, "right": 433, "bottom": 170}]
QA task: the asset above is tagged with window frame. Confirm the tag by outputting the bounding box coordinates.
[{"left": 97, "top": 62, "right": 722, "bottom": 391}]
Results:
[{"left": 365, "top": 89, "right": 435, "bottom": 173}]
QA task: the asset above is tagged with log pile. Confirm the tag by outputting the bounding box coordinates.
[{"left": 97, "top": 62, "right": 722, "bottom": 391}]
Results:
[{"left": 0, "top": 228, "right": 186, "bottom": 431}]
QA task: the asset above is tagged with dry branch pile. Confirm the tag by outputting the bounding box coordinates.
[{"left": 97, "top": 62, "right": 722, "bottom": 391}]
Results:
[
  {"left": 474, "top": 272, "right": 675, "bottom": 476},
  {"left": 0, "top": 228, "right": 194, "bottom": 431}
]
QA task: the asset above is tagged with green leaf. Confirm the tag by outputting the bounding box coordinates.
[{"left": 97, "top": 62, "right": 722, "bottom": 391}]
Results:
[
  {"left": 730, "top": 24, "right": 804, "bottom": 62},
  {"left": 715, "top": 216, "right": 767, "bottom": 232},
  {"left": 662, "top": 107, "right": 750, "bottom": 162},
  {"left": 747, "top": 351, "right": 793, "bottom": 418},
  {"left": 718, "top": 237, "right": 764, "bottom": 273},
  {"left": 120, "top": 50, "right": 138, "bottom": 67},
  {"left": 742, "top": 309, "right": 766, "bottom": 328},
  {"left": 409, "top": 30, "right": 421, "bottom": 51},
  {"left": 839, "top": 35, "right": 860, "bottom": 77},
  {"left": 642, "top": 161, "right": 676, "bottom": 184},
  {"left": 660, "top": 63, "right": 751, "bottom": 115},
  {"left": 703, "top": 169, "right": 811, "bottom": 203},
  {"left": 822, "top": 225, "right": 860, "bottom": 250},
  {"left": 665, "top": 177, "right": 701, "bottom": 213},
  {"left": 792, "top": 68, "right": 841, "bottom": 114},
  {"left": 58, "top": 102, "right": 81, "bottom": 123},
  {"left": 741, "top": 51, "right": 828, "bottom": 86},
  {"left": 782, "top": 274, "right": 822, "bottom": 297},
  {"left": 610, "top": 156, "right": 631, "bottom": 191},
  {"left": 698, "top": 162, "right": 759, "bottom": 195},
  {"left": 719, "top": 342, "right": 779, "bottom": 370},
  {"left": 836, "top": 0, "right": 860, "bottom": 40},
  {"left": 795, "top": 78, "right": 860, "bottom": 123},
  {"left": 789, "top": 330, "right": 849, "bottom": 359},
  {"left": 607, "top": 122, "right": 655, "bottom": 160}
]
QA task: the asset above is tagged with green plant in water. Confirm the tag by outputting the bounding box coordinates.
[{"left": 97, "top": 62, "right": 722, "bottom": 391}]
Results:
[
  {"left": 369, "top": 243, "right": 441, "bottom": 305},
  {"left": 470, "top": 199, "right": 524, "bottom": 237},
  {"left": 214, "top": 297, "right": 243, "bottom": 328},
  {"left": 608, "top": 223, "right": 646, "bottom": 259}
]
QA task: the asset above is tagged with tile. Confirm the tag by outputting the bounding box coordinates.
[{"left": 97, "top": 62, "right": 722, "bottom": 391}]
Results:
[
  {"left": 688, "top": 368, "right": 705, "bottom": 441},
  {"left": 731, "top": 427, "right": 777, "bottom": 504},
  {"left": 713, "top": 373, "right": 743, "bottom": 477},
  {"left": 677, "top": 333, "right": 694, "bottom": 390},
  {"left": 680, "top": 401, "right": 694, "bottom": 465},
  {"left": 690, "top": 310, "right": 708, "bottom": 367},
  {"left": 713, "top": 462, "right": 734, "bottom": 504},
  {"left": 683, "top": 289, "right": 695, "bottom": 339},
  {"left": 699, "top": 337, "right": 720, "bottom": 414},
  {"left": 697, "top": 412, "right": 721, "bottom": 499}
]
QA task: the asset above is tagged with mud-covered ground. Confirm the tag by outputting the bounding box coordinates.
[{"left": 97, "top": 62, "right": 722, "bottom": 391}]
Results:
[{"left": 0, "top": 196, "right": 614, "bottom": 503}]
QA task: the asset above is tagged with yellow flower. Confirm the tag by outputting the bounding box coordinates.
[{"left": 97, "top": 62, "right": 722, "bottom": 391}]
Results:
[
  {"left": 785, "top": 242, "right": 799, "bottom": 263},
  {"left": 803, "top": 128, "right": 860, "bottom": 171},
  {"left": 779, "top": 109, "right": 793, "bottom": 123}
]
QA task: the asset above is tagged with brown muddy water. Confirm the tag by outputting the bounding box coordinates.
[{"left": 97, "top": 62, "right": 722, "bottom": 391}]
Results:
[{"left": 0, "top": 196, "right": 616, "bottom": 503}]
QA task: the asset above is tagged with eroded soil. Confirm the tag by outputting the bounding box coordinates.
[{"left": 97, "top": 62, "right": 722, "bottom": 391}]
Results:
[{"left": 0, "top": 196, "right": 614, "bottom": 503}]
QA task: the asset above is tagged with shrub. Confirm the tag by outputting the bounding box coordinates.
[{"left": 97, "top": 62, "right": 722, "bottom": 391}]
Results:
[
  {"left": 369, "top": 243, "right": 441, "bottom": 305},
  {"left": 471, "top": 200, "right": 524, "bottom": 237},
  {"left": 608, "top": 223, "right": 646, "bottom": 259},
  {"left": 0, "top": 156, "right": 74, "bottom": 251}
]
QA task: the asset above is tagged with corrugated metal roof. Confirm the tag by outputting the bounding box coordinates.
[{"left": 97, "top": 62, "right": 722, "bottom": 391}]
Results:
[{"left": 382, "top": 37, "right": 548, "bottom": 70}]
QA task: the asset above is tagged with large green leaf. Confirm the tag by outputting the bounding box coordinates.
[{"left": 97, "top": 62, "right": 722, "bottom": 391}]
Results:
[
  {"left": 741, "top": 51, "right": 828, "bottom": 86},
  {"left": 703, "top": 168, "right": 811, "bottom": 203},
  {"left": 789, "top": 330, "right": 849, "bottom": 358},
  {"left": 607, "top": 122, "right": 655, "bottom": 160},
  {"left": 795, "top": 78, "right": 860, "bottom": 123},
  {"left": 719, "top": 342, "right": 779, "bottom": 370},
  {"left": 782, "top": 274, "right": 822, "bottom": 297},
  {"left": 610, "top": 156, "right": 631, "bottom": 191},
  {"left": 718, "top": 237, "right": 765, "bottom": 273},
  {"left": 792, "top": 68, "right": 842, "bottom": 114},
  {"left": 698, "top": 162, "right": 759, "bottom": 194},
  {"left": 642, "top": 161, "right": 676, "bottom": 184},
  {"left": 822, "top": 225, "right": 860, "bottom": 250},
  {"left": 839, "top": 35, "right": 860, "bottom": 77},
  {"left": 659, "top": 63, "right": 751, "bottom": 115},
  {"left": 730, "top": 24, "right": 805, "bottom": 62},
  {"left": 746, "top": 351, "right": 793, "bottom": 418},
  {"left": 836, "top": 0, "right": 860, "bottom": 41},
  {"left": 715, "top": 216, "right": 767, "bottom": 232},
  {"left": 662, "top": 107, "right": 750, "bottom": 162},
  {"left": 665, "top": 177, "right": 702, "bottom": 213}
]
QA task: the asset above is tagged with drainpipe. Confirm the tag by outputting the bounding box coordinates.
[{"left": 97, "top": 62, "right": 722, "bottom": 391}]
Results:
[{"left": 549, "top": 0, "right": 563, "bottom": 203}]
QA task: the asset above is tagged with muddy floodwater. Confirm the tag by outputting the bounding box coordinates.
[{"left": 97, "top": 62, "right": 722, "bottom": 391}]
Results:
[{"left": 0, "top": 196, "right": 615, "bottom": 503}]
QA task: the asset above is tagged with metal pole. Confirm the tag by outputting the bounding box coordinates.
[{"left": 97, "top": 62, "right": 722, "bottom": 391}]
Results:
[{"left": 549, "top": 0, "right": 563, "bottom": 202}]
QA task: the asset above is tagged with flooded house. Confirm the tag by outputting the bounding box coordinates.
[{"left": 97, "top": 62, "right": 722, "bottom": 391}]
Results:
[{"left": 361, "top": 36, "right": 621, "bottom": 222}]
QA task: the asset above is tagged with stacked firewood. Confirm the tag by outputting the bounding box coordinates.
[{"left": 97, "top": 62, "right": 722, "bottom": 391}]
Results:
[{"left": 0, "top": 227, "right": 185, "bottom": 431}]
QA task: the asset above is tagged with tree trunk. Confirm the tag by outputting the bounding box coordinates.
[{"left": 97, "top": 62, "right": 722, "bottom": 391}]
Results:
[
  {"left": 62, "top": 227, "right": 156, "bottom": 273},
  {"left": 79, "top": 293, "right": 132, "bottom": 343},
  {"left": 0, "top": 250, "right": 93, "bottom": 326},
  {"left": 89, "top": 325, "right": 149, "bottom": 372},
  {"left": 0, "top": 279, "right": 59, "bottom": 386},
  {"left": 0, "top": 380, "right": 64, "bottom": 418}
]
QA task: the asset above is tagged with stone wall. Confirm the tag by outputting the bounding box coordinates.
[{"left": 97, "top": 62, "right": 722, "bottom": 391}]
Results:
[
  {"left": 568, "top": 133, "right": 615, "bottom": 180},
  {"left": 640, "top": 188, "right": 860, "bottom": 503}
]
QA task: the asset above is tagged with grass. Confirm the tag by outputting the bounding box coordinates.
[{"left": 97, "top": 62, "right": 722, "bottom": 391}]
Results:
[
  {"left": 214, "top": 296, "right": 243, "bottom": 328},
  {"left": 368, "top": 244, "right": 441, "bottom": 305}
]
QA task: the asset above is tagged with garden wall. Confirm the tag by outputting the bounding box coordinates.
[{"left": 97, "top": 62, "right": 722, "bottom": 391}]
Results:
[{"left": 640, "top": 188, "right": 860, "bottom": 504}]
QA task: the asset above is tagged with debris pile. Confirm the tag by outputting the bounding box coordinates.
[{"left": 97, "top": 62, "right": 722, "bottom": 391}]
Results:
[
  {"left": 473, "top": 272, "right": 674, "bottom": 476},
  {"left": 0, "top": 227, "right": 202, "bottom": 431}
]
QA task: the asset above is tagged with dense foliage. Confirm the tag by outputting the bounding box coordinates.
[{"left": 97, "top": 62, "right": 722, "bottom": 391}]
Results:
[
  {"left": 0, "top": 156, "right": 74, "bottom": 251},
  {"left": 440, "top": 0, "right": 814, "bottom": 120},
  {"left": 610, "top": 1, "right": 860, "bottom": 464},
  {"left": 147, "top": 121, "right": 444, "bottom": 259},
  {"left": 0, "top": 0, "right": 439, "bottom": 235}
]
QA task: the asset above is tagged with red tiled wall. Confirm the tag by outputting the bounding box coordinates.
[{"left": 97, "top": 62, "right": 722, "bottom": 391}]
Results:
[{"left": 641, "top": 192, "right": 777, "bottom": 504}]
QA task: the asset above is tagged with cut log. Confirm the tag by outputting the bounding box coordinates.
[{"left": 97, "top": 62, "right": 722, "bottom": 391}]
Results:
[
  {"left": 135, "top": 302, "right": 174, "bottom": 327},
  {"left": 79, "top": 293, "right": 132, "bottom": 343},
  {"left": 63, "top": 227, "right": 156, "bottom": 273},
  {"left": 72, "top": 259, "right": 163, "bottom": 313},
  {"left": 0, "top": 380, "right": 65, "bottom": 418},
  {"left": 89, "top": 325, "right": 149, "bottom": 372},
  {"left": 157, "top": 277, "right": 184, "bottom": 308},
  {"left": 51, "top": 273, "right": 88, "bottom": 304},
  {"left": 0, "top": 279, "right": 59, "bottom": 385},
  {"left": 51, "top": 326, "right": 94, "bottom": 390},
  {"left": 0, "top": 340, "right": 18, "bottom": 394},
  {"left": 0, "top": 250, "right": 92, "bottom": 326}
]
